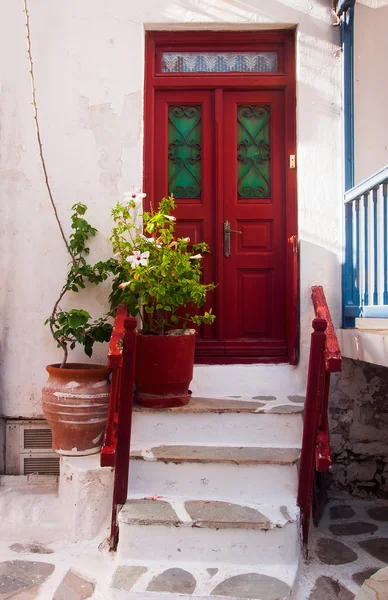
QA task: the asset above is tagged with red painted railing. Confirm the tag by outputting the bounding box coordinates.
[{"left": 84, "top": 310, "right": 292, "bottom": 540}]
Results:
[
  {"left": 297, "top": 286, "right": 342, "bottom": 552},
  {"left": 101, "top": 304, "right": 137, "bottom": 549}
]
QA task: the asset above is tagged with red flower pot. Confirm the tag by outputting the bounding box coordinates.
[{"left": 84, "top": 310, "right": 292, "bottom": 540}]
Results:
[{"left": 134, "top": 333, "right": 195, "bottom": 408}]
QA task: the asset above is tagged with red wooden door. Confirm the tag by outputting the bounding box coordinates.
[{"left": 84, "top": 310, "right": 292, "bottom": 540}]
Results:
[
  {"left": 222, "top": 91, "right": 287, "bottom": 358},
  {"left": 153, "top": 88, "right": 288, "bottom": 362}
]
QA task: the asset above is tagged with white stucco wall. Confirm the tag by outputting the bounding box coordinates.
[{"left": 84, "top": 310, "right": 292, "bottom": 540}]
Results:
[
  {"left": 354, "top": 1, "right": 388, "bottom": 184},
  {"left": 0, "top": 0, "right": 342, "bottom": 418}
]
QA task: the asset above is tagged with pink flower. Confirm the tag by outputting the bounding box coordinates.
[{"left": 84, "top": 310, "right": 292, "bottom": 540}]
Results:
[
  {"left": 118, "top": 281, "right": 131, "bottom": 289},
  {"left": 126, "top": 250, "right": 150, "bottom": 269},
  {"left": 183, "top": 237, "right": 190, "bottom": 243},
  {"left": 190, "top": 253, "right": 202, "bottom": 260},
  {"left": 124, "top": 186, "right": 146, "bottom": 202},
  {"left": 164, "top": 215, "right": 176, "bottom": 221}
]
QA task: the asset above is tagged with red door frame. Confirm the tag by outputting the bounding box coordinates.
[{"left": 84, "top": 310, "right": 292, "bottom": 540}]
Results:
[{"left": 143, "top": 30, "right": 299, "bottom": 365}]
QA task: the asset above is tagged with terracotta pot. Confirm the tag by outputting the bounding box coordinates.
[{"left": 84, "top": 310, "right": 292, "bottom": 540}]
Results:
[
  {"left": 134, "top": 333, "right": 195, "bottom": 408},
  {"left": 42, "top": 363, "right": 110, "bottom": 456}
]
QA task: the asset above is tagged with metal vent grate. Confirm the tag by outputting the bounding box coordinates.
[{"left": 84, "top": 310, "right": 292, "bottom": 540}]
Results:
[
  {"left": 6, "top": 419, "right": 59, "bottom": 476},
  {"left": 23, "top": 428, "right": 52, "bottom": 449},
  {"left": 23, "top": 457, "right": 60, "bottom": 475}
]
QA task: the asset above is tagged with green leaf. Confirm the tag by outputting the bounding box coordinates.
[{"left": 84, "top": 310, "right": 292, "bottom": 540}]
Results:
[{"left": 68, "top": 314, "right": 83, "bottom": 328}]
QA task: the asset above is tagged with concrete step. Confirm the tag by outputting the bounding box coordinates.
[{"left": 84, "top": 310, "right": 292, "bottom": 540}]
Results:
[
  {"left": 191, "top": 365, "right": 305, "bottom": 398},
  {"left": 110, "top": 561, "right": 298, "bottom": 600},
  {"left": 129, "top": 445, "right": 299, "bottom": 504},
  {"left": 0, "top": 475, "right": 63, "bottom": 543},
  {"left": 131, "top": 396, "right": 304, "bottom": 448},
  {"left": 118, "top": 497, "right": 299, "bottom": 566}
]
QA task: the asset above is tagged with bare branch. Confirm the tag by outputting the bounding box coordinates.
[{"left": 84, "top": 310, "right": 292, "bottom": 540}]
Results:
[{"left": 23, "top": 0, "right": 75, "bottom": 263}]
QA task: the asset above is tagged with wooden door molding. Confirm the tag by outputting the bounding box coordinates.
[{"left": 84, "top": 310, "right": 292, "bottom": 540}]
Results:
[{"left": 144, "top": 30, "right": 298, "bottom": 365}]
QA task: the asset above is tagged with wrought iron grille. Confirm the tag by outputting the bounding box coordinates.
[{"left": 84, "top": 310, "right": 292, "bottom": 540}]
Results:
[
  {"left": 237, "top": 105, "right": 271, "bottom": 199},
  {"left": 168, "top": 105, "right": 201, "bottom": 199}
]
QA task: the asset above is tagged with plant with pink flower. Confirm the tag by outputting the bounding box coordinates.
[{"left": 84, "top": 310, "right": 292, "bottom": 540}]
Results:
[{"left": 110, "top": 194, "right": 215, "bottom": 335}]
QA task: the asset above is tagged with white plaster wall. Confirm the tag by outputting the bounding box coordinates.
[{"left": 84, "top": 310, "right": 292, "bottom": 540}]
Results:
[
  {"left": 354, "top": 1, "right": 388, "bottom": 183},
  {"left": 0, "top": 0, "right": 342, "bottom": 417}
]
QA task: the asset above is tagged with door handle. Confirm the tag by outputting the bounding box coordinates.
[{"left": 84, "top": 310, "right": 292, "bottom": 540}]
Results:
[{"left": 224, "top": 220, "right": 242, "bottom": 258}]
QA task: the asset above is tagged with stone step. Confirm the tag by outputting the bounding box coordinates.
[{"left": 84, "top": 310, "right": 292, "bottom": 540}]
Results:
[
  {"left": 120, "top": 497, "right": 297, "bottom": 530},
  {"left": 133, "top": 395, "right": 305, "bottom": 414},
  {"left": 129, "top": 445, "right": 299, "bottom": 504},
  {"left": 118, "top": 513, "right": 299, "bottom": 565},
  {"left": 130, "top": 445, "right": 300, "bottom": 465},
  {"left": 110, "top": 562, "right": 297, "bottom": 600},
  {"left": 132, "top": 396, "right": 304, "bottom": 448}
]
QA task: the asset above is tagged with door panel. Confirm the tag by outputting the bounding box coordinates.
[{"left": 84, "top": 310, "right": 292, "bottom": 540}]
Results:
[
  {"left": 222, "top": 91, "right": 287, "bottom": 357},
  {"left": 153, "top": 89, "right": 288, "bottom": 360},
  {"left": 154, "top": 91, "right": 216, "bottom": 341}
]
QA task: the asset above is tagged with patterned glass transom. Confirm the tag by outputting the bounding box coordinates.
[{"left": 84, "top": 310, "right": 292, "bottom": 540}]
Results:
[
  {"left": 168, "top": 105, "right": 201, "bottom": 199},
  {"left": 237, "top": 105, "right": 271, "bottom": 199},
  {"left": 162, "top": 52, "right": 278, "bottom": 73}
]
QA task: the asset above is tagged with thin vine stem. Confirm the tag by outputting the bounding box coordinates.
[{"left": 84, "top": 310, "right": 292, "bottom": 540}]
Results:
[{"left": 23, "top": 0, "right": 75, "bottom": 264}]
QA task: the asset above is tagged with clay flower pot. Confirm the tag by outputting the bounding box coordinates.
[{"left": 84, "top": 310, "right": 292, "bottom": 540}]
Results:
[
  {"left": 134, "top": 332, "right": 195, "bottom": 408},
  {"left": 42, "top": 363, "right": 110, "bottom": 456}
]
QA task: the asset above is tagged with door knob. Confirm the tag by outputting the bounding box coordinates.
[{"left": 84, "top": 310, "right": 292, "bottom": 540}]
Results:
[{"left": 224, "top": 220, "right": 242, "bottom": 257}]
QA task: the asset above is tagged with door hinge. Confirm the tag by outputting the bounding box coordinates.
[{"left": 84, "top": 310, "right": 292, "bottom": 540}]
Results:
[
  {"left": 289, "top": 235, "right": 298, "bottom": 253},
  {"left": 289, "top": 155, "right": 296, "bottom": 169}
]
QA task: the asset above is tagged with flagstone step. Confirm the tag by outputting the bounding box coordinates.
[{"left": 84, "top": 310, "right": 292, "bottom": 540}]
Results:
[
  {"left": 118, "top": 498, "right": 299, "bottom": 565},
  {"left": 129, "top": 445, "right": 299, "bottom": 504},
  {"left": 120, "top": 497, "right": 297, "bottom": 530},
  {"left": 124, "top": 397, "right": 302, "bottom": 595},
  {"left": 131, "top": 398, "right": 303, "bottom": 448},
  {"left": 118, "top": 516, "right": 299, "bottom": 565},
  {"left": 133, "top": 395, "right": 305, "bottom": 414},
  {"left": 130, "top": 445, "right": 300, "bottom": 465},
  {"left": 110, "top": 562, "right": 297, "bottom": 600}
]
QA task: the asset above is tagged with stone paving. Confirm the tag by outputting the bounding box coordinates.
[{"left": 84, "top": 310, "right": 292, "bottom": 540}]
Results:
[
  {"left": 0, "top": 537, "right": 294, "bottom": 599},
  {"left": 1, "top": 494, "right": 387, "bottom": 599},
  {"left": 293, "top": 500, "right": 388, "bottom": 599},
  {"left": 355, "top": 566, "right": 388, "bottom": 599}
]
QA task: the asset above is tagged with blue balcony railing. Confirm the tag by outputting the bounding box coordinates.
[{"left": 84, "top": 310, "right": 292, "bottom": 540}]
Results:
[{"left": 343, "top": 166, "right": 388, "bottom": 327}]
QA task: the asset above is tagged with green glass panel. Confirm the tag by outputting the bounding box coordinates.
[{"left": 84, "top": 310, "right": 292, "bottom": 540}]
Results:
[
  {"left": 237, "top": 105, "right": 271, "bottom": 199},
  {"left": 168, "top": 105, "right": 201, "bottom": 198}
]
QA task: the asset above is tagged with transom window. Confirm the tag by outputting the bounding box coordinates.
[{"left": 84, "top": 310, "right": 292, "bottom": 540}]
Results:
[{"left": 162, "top": 52, "right": 278, "bottom": 73}]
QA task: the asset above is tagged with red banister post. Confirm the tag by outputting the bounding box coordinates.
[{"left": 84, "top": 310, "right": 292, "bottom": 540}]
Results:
[
  {"left": 315, "top": 370, "right": 333, "bottom": 473},
  {"left": 115, "top": 317, "right": 137, "bottom": 504},
  {"left": 109, "top": 316, "right": 137, "bottom": 547},
  {"left": 297, "top": 317, "right": 327, "bottom": 551},
  {"left": 311, "top": 286, "right": 342, "bottom": 372},
  {"left": 101, "top": 304, "right": 129, "bottom": 468}
]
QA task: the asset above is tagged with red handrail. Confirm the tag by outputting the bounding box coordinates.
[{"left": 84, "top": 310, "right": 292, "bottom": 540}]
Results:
[
  {"left": 101, "top": 304, "right": 137, "bottom": 548},
  {"left": 297, "top": 286, "right": 342, "bottom": 552},
  {"left": 311, "top": 286, "right": 342, "bottom": 373},
  {"left": 101, "top": 304, "right": 128, "bottom": 467}
]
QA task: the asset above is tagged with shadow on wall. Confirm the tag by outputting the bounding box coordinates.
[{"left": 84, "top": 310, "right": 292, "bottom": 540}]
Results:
[
  {"left": 159, "top": 0, "right": 333, "bottom": 26},
  {"left": 298, "top": 238, "right": 342, "bottom": 361},
  {"left": 329, "top": 358, "right": 388, "bottom": 498}
]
